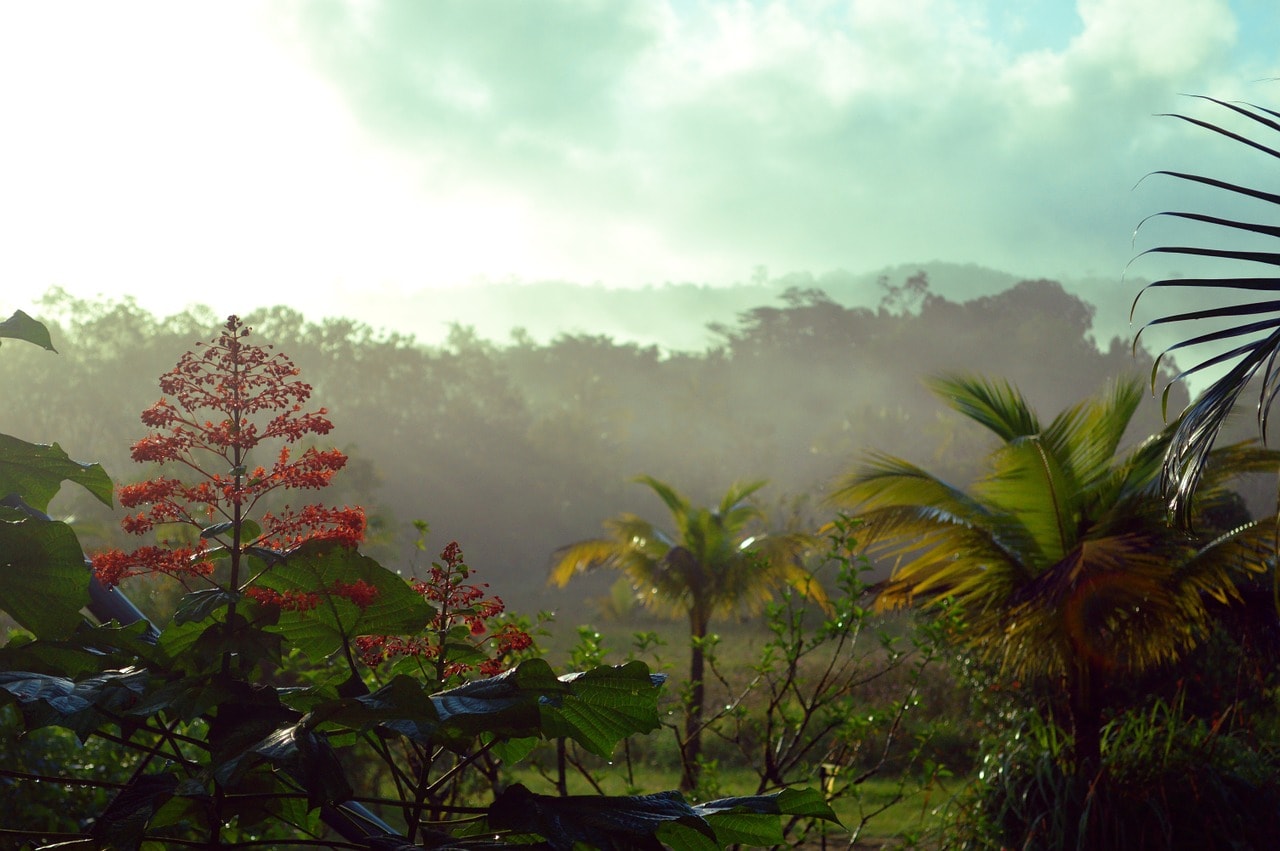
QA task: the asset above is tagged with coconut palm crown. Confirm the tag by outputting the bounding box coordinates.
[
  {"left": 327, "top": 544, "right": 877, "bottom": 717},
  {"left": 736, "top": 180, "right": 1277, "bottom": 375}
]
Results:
[
  {"left": 549, "top": 475, "right": 827, "bottom": 789},
  {"left": 830, "top": 374, "right": 1278, "bottom": 769}
]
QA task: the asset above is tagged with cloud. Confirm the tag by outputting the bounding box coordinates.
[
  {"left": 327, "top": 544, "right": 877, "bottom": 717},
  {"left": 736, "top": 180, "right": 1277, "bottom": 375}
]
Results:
[
  {"left": 0, "top": 0, "right": 1266, "bottom": 316},
  {"left": 276, "top": 0, "right": 1263, "bottom": 289}
]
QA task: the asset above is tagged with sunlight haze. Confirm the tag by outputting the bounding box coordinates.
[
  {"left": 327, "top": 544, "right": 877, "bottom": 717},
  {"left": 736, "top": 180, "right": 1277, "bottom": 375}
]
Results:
[{"left": 2, "top": 0, "right": 1278, "bottom": 346}]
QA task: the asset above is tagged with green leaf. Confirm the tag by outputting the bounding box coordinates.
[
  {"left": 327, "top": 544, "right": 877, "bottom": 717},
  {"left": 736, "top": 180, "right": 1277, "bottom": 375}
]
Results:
[
  {"left": 0, "top": 434, "right": 113, "bottom": 510},
  {"left": 200, "top": 518, "right": 261, "bottom": 542},
  {"left": 172, "top": 589, "right": 239, "bottom": 625},
  {"left": 690, "top": 789, "right": 840, "bottom": 845},
  {"left": 0, "top": 309, "right": 56, "bottom": 351},
  {"left": 0, "top": 620, "right": 161, "bottom": 678},
  {"left": 538, "top": 660, "right": 666, "bottom": 757},
  {"left": 0, "top": 514, "right": 90, "bottom": 638},
  {"left": 771, "top": 786, "right": 841, "bottom": 820},
  {"left": 159, "top": 613, "right": 283, "bottom": 678},
  {"left": 0, "top": 666, "right": 149, "bottom": 735},
  {"left": 489, "top": 783, "right": 713, "bottom": 850},
  {"left": 90, "top": 773, "right": 178, "bottom": 850},
  {"left": 307, "top": 675, "right": 441, "bottom": 743},
  {"left": 256, "top": 541, "right": 432, "bottom": 660},
  {"left": 490, "top": 735, "right": 538, "bottom": 765},
  {"left": 247, "top": 722, "right": 353, "bottom": 808},
  {"left": 655, "top": 821, "right": 722, "bottom": 851},
  {"left": 428, "top": 659, "right": 665, "bottom": 756}
]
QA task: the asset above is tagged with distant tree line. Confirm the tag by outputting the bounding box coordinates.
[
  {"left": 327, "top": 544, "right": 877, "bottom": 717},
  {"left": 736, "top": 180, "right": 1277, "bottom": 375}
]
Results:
[{"left": 0, "top": 274, "right": 1183, "bottom": 609}]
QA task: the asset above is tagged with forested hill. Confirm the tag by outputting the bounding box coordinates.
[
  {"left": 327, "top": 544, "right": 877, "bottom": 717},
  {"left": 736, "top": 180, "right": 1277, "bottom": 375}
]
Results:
[
  {"left": 3, "top": 273, "right": 1184, "bottom": 613},
  {"left": 330, "top": 262, "right": 1138, "bottom": 355}
]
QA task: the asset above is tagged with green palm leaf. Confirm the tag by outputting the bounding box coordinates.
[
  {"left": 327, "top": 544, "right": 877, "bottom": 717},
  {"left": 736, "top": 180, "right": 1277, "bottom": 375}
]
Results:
[
  {"left": 925, "top": 374, "right": 1040, "bottom": 441},
  {"left": 834, "top": 372, "right": 1267, "bottom": 682}
]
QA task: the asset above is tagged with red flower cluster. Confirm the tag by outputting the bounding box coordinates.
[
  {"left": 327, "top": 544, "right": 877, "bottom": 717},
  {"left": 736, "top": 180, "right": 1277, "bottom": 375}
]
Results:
[
  {"left": 243, "top": 579, "right": 379, "bottom": 613},
  {"left": 91, "top": 544, "right": 216, "bottom": 588},
  {"left": 92, "top": 315, "right": 366, "bottom": 590},
  {"left": 242, "top": 587, "right": 321, "bottom": 612},
  {"left": 355, "top": 542, "right": 533, "bottom": 679}
]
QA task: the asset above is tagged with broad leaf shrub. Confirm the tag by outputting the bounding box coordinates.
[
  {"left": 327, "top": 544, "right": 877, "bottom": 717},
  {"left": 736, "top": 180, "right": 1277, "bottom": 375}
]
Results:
[{"left": 0, "top": 312, "right": 836, "bottom": 849}]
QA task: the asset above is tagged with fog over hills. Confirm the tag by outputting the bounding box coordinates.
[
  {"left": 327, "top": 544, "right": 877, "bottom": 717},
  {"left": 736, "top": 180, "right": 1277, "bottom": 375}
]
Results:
[{"left": 334, "top": 263, "right": 1145, "bottom": 355}]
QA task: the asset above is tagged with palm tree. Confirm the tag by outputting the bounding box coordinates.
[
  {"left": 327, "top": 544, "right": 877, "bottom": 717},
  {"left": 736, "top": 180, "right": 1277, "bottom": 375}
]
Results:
[
  {"left": 1131, "top": 95, "right": 1280, "bottom": 520},
  {"left": 549, "top": 475, "right": 828, "bottom": 790},
  {"left": 830, "top": 374, "right": 1278, "bottom": 773}
]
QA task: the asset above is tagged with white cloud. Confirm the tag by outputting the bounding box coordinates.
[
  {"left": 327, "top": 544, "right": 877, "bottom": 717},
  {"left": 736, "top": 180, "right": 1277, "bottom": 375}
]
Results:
[
  {"left": 0, "top": 0, "right": 1273, "bottom": 325},
  {"left": 1071, "top": 0, "right": 1236, "bottom": 80}
]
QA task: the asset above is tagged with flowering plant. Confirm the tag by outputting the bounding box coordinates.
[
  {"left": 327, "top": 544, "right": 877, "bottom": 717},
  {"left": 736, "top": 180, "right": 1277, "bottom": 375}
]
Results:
[
  {"left": 357, "top": 537, "right": 535, "bottom": 680},
  {"left": 92, "top": 315, "right": 365, "bottom": 593},
  {"left": 0, "top": 310, "right": 834, "bottom": 849}
]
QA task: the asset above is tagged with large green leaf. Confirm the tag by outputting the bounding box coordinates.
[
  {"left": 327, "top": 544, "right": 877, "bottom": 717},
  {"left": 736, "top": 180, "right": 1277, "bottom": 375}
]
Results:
[
  {"left": 0, "top": 309, "right": 56, "bottom": 351},
  {"left": 0, "top": 434, "right": 113, "bottom": 511},
  {"left": 489, "top": 783, "right": 713, "bottom": 850},
  {"left": 0, "top": 666, "right": 149, "bottom": 735},
  {"left": 537, "top": 660, "right": 665, "bottom": 757},
  {"left": 689, "top": 788, "right": 839, "bottom": 846},
  {"left": 304, "top": 674, "right": 443, "bottom": 744},
  {"left": 0, "top": 620, "right": 161, "bottom": 679},
  {"left": 487, "top": 784, "right": 835, "bottom": 850},
  {"left": 255, "top": 541, "right": 433, "bottom": 660},
  {"left": 90, "top": 772, "right": 178, "bottom": 851},
  {"left": 246, "top": 722, "right": 353, "bottom": 809},
  {"left": 0, "top": 512, "right": 91, "bottom": 638},
  {"left": 422, "top": 659, "right": 664, "bottom": 755}
]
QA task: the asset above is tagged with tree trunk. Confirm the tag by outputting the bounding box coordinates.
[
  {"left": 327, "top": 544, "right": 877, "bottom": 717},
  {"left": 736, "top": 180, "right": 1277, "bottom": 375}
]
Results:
[
  {"left": 1066, "top": 660, "right": 1104, "bottom": 846},
  {"left": 680, "top": 611, "right": 708, "bottom": 792},
  {"left": 1070, "top": 662, "right": 1103, "bottom": 778}
]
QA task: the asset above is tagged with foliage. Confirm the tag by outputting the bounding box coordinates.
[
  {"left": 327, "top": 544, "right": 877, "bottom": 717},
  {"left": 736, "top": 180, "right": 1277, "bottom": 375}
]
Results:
[
  {"left": 832, "top": 374, "right": 1280, "bottom": 772},
  {"left": 0, "top": 310, "right": 836, "bottom": 849},
  {"left": 946, "top": 698, "right": 1280, "bottom": 850},
  {"left": 1132, "top": 95, "right": 1280, "bottom": 520},
  {"left": 549, "top": 475, "right": 828, "bottom": 790},
  {"left": 1, "top": 278, "right": 1181, "bottom": 604},
  {"left": 527, "top": 519, "right": 961, "bottom": 846},
  {"left": 701, "top": 514, "right": 957, "bottom": 845}
]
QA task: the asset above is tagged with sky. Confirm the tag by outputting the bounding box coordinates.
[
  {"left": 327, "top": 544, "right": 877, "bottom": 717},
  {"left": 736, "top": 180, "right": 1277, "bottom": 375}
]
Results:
[{"left": 2, "top": 0, "right": 1279, "bottom": 342}]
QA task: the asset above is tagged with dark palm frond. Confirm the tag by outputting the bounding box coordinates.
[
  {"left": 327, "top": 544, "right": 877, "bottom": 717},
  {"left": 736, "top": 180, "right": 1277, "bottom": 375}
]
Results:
[
  {"left": 1132, "top": 95, "right": 1280, "bottom": 521},
  {"left": 1159, "top": 331, "right": 1280, "bottom": 524}
]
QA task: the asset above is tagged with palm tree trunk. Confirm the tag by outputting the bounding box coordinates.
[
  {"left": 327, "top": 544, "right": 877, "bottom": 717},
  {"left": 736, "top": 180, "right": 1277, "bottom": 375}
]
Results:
[
  {"left": 680, "top": 610, "right": 708, "bottom": 792},
  {"left": 1070, "top": 661, "right": 1103, "bottom": 777}
]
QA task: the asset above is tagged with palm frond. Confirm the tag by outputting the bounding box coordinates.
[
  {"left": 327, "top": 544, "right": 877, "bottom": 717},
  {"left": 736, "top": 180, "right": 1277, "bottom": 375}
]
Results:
[
  {"left": 925, "top": 374, "right": 1040, "bottom": 441},
  {"left": 1001, "top": 536, "right": 1207, "bottom": 681},
  {"left": 548, "top": 538, "right": 627, "bottom": 587},
  {"left": 1178, "top": 517, "right": 1277, "bottom": 604},
  {"left": 635, "top": 475, "right": 692, "bottom": 533},
  {"left": 830, "top": 452, "right": 992, "bottom": 522},
  {"left": 974, "top": 436, "right": 1074, "bottom": 564},
  {"left": 718, "top": 479, "right": 768, "bottom": 515},
  {"left": 1132, "top": 95, "right": 1280, "bottom": 521},
  {"left": 1048, "top": 377, "right": 1143, "bottom": 489}
]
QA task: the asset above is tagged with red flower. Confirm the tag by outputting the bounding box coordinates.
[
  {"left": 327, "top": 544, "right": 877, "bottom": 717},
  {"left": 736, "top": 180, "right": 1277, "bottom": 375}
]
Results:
[
  {"left": 92, "top": 315, "right": 366, "bottom": 591},
  {"left": 356, "top": 542, "right": 533, "bottom": 681}
]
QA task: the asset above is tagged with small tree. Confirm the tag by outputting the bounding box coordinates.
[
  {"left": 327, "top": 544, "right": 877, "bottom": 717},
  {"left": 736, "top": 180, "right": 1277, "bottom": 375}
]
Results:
[{"left": 550, "top": 475, "right": 829, "bottom": 790}]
